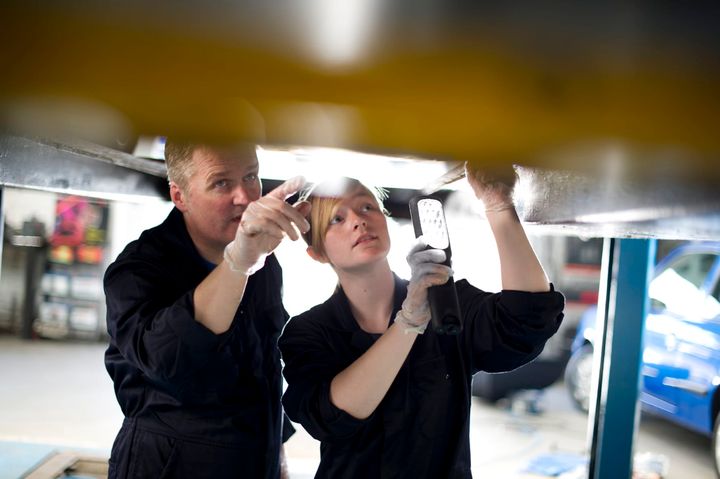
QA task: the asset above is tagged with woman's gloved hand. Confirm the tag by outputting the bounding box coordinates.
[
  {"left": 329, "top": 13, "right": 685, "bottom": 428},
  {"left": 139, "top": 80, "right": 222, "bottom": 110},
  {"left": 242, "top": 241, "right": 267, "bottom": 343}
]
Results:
[
  {"left": 465, "top": 162, "right": 517, "bottom": 213},
  {"left": 395, "top": 237, "right": 453, "bottom": 334}
]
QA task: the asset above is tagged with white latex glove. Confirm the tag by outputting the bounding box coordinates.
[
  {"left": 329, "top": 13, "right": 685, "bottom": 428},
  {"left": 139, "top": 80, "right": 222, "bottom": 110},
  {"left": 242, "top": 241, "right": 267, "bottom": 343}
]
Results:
[
  {"left": 225, "top": 176, "right": 311, "bottom": 275},
  {"left": 464, "top": 162, "right": 517, "bottom": 213},
  {"left": 396, "top": 237, "right": 453, "bottom": 333}
]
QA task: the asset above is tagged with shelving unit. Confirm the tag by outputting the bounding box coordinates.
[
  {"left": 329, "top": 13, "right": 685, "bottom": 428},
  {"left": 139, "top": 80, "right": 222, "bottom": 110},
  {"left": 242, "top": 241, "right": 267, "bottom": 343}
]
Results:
[{"left": 34, "top": 196, "right": 109, "bottom": 341}]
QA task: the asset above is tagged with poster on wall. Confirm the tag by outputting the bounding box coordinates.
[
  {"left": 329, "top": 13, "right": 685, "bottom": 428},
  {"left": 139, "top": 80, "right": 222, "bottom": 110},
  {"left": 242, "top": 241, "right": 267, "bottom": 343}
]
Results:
[{"left": 48, "top": 195, "right": 109, "bottom": 265}]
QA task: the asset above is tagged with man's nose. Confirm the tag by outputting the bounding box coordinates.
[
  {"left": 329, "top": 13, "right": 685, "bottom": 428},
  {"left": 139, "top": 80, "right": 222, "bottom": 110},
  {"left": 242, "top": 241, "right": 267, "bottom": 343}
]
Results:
[{"left": 232, "top": 185, "right": 252, "bottom": 205}]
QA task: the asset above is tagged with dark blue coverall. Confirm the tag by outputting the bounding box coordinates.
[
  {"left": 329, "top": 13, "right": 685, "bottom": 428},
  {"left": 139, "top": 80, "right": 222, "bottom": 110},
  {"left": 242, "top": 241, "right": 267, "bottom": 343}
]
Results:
[
  {"left": 280, "top": 274, "right": 564, "bottom": 478},
  {"left": 105, "top": 208, "right": 293, "bottom": 479}
]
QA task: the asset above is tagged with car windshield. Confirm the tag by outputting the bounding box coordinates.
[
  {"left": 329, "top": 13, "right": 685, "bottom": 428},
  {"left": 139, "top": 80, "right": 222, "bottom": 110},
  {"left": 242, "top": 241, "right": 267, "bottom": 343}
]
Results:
[{"left": 649, "top": 252, "right": 720, "bottom": 320}]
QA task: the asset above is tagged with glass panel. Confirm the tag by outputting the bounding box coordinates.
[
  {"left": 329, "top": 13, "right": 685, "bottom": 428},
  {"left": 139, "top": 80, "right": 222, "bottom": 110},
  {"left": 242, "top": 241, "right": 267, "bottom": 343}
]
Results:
[{"left": 649, "top": 253, "right": 716, "bottom": 318}]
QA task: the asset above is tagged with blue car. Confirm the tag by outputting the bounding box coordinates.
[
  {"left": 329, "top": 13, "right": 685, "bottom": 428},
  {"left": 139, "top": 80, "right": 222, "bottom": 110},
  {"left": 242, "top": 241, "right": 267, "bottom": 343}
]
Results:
[{"left": 564, "top": 241, "right": 720, "bottom": 475}]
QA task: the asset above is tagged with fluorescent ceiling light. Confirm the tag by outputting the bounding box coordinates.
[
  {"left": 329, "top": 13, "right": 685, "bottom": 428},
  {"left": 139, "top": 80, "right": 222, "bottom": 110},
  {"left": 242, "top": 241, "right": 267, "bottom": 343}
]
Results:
[
  {"left": 142, "top": 137, "right": 459, "bottom": 191},
  {"left": 257, "top": 145, "right": 458, "bottom": 190}
]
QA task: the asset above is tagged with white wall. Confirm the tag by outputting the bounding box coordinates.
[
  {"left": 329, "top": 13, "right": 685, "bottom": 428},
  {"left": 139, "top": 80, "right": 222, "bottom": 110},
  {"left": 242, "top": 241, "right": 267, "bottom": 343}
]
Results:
[
  {"left": 107, "top": 200, "right": 174, "bottom": 263},
  {"left": 3, "top": 188, "right": 58, "bottom": 233}
]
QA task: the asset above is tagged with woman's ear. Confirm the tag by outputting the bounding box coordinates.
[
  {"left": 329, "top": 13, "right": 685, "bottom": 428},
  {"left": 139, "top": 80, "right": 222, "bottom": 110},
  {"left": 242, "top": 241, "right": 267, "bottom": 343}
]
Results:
[{"left": 306, "top": 246, "right": 329, "bottom": 264}]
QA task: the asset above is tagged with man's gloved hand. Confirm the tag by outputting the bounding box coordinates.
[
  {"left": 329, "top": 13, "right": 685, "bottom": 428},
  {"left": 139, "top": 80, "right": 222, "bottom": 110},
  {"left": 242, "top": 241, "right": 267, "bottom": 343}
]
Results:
[
  {"left": 224, "top": 176, "right": 311, "bottom": 275},
  {"left": 395, "top": 237, "right": 453, "bottom": 334}
]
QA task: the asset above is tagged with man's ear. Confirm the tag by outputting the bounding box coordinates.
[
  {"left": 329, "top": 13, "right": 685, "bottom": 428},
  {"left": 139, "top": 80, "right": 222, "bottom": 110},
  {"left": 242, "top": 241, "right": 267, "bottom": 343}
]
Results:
[
  {"left": 170, "top": 182, "right": 188, "bottom": 212},
  {"left": 306, "top": 246, "right": 329, "bottom": 264}
]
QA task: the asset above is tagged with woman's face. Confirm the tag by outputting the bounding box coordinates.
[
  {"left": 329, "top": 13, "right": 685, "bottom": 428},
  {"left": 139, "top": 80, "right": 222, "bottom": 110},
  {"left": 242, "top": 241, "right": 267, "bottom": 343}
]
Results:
[{"left": 320, "top": 186, "right": 391, "bottom": 272}]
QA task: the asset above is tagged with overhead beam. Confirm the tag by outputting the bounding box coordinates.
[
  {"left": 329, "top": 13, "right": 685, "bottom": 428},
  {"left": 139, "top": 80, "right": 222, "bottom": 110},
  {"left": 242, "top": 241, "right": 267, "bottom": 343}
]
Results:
[
  {"left": 515, "top": 161, "right": 720, "bottom": 240},
  {"left": 2, "top": 134, "right": 719, "bottom": 239},
  {"left": 0, "top": 135, "right": 167, "bottom": 201}
]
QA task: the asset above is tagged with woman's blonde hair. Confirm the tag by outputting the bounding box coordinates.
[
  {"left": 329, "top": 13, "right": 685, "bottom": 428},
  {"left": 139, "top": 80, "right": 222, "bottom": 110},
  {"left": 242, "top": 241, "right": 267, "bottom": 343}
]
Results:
[{"left": 301, "top": 177, "right": 387, "bottom": 259}]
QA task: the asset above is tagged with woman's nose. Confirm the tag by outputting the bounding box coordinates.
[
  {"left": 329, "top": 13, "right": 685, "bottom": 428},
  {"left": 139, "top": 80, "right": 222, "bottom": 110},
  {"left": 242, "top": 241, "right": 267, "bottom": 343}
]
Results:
[{"left": 351, "top": 212, "right": 367, "bottom": 230}]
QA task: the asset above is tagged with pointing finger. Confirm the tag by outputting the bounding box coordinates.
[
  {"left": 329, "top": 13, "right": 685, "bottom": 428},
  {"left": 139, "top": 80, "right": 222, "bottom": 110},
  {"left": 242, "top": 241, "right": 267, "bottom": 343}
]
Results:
[
  {"left": 254, "top": 195, "right": 311, "bottom": 235},
  {"left": 266, "top": 176, "right": 307, "bottom": 201},
  {"left": 254, "top": 201, "right": 300, "bottom": 241}
]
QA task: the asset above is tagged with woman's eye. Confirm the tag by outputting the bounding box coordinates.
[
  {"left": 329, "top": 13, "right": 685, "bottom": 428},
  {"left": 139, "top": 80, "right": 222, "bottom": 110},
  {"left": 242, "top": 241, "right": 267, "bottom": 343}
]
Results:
[
  {"left": 362, "top": 204, "right": 375, "bottom": 212},
  {"left": 329, "top": 215, "right": 343, "bottom": 225}
]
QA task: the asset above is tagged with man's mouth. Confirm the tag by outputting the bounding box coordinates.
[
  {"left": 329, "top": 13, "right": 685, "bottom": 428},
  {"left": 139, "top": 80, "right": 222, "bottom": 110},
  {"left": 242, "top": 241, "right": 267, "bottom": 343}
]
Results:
[{"left": 353, "top": 234, "right": 377, "bottom": 247}]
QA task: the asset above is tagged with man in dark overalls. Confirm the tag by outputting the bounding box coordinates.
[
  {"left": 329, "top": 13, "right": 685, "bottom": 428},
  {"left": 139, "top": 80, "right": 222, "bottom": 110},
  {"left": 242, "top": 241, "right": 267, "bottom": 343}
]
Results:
[{"left": 104, "top": 139, "right": 310, "bottom": 479}]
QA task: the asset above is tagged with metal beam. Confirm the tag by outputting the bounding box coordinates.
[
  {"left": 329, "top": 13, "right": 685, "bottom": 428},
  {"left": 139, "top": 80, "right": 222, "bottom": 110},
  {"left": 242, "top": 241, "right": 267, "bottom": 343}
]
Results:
[
  {"left": 0, "top": 186, "right": 4, "bottom": 281},
  {"left": 3, "top": 134, "right": 720, "bottom": 239},
  {"left": 589, "top": 238, "right": 656, "bottom": 479},
  {"left": 0, "top": 135, "right": 167, "bottom": 201},
  {"left": 516, "top": 164, "right": 720, "bottom": 240}
]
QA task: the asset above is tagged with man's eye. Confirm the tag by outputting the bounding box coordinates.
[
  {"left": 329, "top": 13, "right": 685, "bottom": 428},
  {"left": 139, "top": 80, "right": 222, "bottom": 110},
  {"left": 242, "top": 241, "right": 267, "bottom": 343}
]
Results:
[
  {"left": 214, "top": 180, "right": 229, "bottom": 188},
  {"left": 244, "top": 174, "right": 258, "bottom": 182}
]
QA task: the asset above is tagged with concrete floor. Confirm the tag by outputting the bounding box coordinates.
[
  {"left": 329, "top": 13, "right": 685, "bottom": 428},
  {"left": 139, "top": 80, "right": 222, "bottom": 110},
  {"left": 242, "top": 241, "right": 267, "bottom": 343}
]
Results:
[{"left": 0, "top": 335, "right": 715, "bottom": 479}]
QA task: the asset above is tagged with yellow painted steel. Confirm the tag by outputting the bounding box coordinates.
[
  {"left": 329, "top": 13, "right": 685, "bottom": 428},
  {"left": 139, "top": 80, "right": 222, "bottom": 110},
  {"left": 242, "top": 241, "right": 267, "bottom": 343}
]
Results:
[{"left": 1, "top": 5, "right": 718, "bottom": 178}]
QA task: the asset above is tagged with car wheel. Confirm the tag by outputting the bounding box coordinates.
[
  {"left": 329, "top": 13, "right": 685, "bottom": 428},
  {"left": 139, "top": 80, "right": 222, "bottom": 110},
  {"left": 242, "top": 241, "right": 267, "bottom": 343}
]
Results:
[
  {"left": 712, "top": 410, "right": 720, "bottom": 478},
  {"left": 564, "top": 343, "right": 594, "bottom": 413}
]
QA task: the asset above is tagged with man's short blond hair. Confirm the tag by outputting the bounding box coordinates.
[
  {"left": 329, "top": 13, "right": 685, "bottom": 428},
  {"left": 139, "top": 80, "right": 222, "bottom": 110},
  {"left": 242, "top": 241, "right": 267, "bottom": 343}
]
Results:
[
  {"left": 164, "top": 139, "right": 259, "bottom": 191},
  {"left": 164, "top": 139, "right": 198, "bottom": 191}
]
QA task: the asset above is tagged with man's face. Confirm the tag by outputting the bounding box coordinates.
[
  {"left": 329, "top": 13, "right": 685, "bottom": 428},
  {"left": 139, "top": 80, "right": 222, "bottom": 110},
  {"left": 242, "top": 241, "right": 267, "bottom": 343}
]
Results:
[{"left": 171, "top": 146, "right": 261, "bottom": 257}]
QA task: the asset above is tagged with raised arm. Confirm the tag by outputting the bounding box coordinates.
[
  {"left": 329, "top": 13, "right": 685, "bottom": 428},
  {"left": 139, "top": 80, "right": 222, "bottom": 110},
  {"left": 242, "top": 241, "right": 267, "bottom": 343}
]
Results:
[
  {"left": 194, "top": 176, "right": 310, "bottom": 334},
  {"left": 465, "top": 163, "right": 550, "bottom": 293}
]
